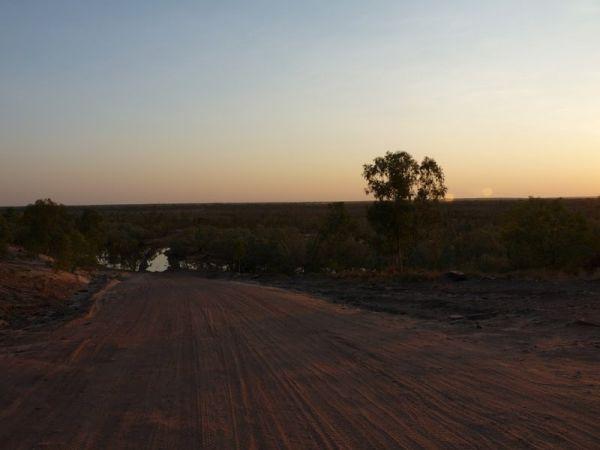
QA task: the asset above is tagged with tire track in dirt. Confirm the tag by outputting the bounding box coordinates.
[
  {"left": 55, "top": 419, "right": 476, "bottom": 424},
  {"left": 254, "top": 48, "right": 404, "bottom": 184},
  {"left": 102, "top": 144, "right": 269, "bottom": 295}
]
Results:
[{"left": 0, "top": 272, "right": 598, "bottom": 449}]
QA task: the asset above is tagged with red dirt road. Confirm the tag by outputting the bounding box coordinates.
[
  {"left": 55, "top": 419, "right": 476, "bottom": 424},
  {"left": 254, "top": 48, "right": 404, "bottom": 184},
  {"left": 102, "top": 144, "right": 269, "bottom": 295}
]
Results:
[{"left": 1, "top": 273, "right": 598, "bottom": 449}]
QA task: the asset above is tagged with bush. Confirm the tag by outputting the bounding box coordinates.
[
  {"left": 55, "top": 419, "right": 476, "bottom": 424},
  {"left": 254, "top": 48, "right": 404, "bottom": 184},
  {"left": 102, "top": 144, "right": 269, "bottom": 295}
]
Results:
[
  {"left": 503, "top": 198, "right": 593, "bottom": 270},
  {"left": 451, "top": 225, "right": 507, "bottom": 272},
  {"left": 104, "top": 223, "right": 147, "bottom": 270},
  {"left": 15, "top": 199, "right": 98, "bottom": 269}
]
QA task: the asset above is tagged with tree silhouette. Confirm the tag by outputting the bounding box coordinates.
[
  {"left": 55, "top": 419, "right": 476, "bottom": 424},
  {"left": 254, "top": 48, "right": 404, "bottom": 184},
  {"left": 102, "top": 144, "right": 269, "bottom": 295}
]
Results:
[
  {"left": 15, "top": 199, "right": 102, "bottom": 269},
  {"left": 363, "top": 151, "right": 447, "bottom": 269}
]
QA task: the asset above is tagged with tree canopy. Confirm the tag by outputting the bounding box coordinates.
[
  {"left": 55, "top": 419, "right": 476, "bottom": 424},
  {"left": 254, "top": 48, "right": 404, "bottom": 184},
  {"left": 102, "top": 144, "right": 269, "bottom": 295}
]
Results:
[{"left": 363, "top": 151, "right": 447, "bottom": 269}]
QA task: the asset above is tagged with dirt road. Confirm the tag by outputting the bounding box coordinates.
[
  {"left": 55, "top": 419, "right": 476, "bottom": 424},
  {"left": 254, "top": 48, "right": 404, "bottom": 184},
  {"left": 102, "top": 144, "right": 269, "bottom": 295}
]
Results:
[{"left": 1, "top": 273, "right": 598, "bottom": 449}]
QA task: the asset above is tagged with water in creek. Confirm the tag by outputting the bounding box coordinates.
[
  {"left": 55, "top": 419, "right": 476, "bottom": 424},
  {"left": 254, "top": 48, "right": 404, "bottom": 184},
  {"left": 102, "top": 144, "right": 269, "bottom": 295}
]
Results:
[
  {"left": 99, "top": 248, "right": 171, "bottom": 273},
  {"left": 146, "top": 248, "right": 170, "bottom": 272}
]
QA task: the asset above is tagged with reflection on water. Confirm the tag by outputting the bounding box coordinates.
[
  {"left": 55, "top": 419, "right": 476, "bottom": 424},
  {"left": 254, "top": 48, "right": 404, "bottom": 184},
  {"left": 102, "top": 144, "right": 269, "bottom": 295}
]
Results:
[
  {"left": 99, "top": 248, "right": 171, "bottom": 273},
  {"left": 179, "top": 261, "right": 199, "bottom": 270},
  {"left": 146, "top": 248, "right": 170, "bottom": 272},
  {"left": 97, "top": 254, "right": 133, "bottom": 271},
  {"left": 99, "top": 248, "right": 229, "bottom": 273}
]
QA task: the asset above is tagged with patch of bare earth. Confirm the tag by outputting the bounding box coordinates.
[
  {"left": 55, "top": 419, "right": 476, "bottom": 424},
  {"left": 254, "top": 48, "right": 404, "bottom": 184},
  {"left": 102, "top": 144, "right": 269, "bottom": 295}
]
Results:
[{"left": 0, "top": 259, "right": 90, "bottom": 328}]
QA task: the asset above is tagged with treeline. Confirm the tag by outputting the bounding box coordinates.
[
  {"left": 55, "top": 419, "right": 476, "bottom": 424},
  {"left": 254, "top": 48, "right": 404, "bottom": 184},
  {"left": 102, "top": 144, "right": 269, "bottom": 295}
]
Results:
[
  {"left": 166, "top": 203, "right": 374, "bottom": 273},
  {"left": 2, "top": 197, "right": 598, "bottom": 275},
  {"left": 1, "top": 152, "right": 599, "bottom": 275}
]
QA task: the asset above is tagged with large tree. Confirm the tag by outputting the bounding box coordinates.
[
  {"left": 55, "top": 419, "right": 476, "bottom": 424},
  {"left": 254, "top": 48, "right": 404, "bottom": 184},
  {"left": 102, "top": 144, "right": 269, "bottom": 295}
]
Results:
[
  {"left": 363, "top": 151, "right": 447, "bottom": 269},
  {"left": 16, "top": 199, "right": 102, "bottom": 269}
]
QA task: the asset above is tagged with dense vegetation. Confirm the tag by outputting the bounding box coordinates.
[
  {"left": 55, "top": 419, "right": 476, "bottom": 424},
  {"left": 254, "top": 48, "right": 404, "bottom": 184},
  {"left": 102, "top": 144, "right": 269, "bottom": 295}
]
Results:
[
  {"left": 3, "top": 199, "right": 102, "bottom": 269},
  {"left": 1, "top": 153, "right": 598, "bottom": 275},
  {"left": 1, "top": 197, "right": 598, "bottom": 275}
]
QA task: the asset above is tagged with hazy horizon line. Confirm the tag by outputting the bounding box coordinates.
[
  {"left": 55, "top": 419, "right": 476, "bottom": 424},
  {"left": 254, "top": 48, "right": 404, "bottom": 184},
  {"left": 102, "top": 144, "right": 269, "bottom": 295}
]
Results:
[{"left": 2, "top": 195, "right": 599, "bottom": 209}]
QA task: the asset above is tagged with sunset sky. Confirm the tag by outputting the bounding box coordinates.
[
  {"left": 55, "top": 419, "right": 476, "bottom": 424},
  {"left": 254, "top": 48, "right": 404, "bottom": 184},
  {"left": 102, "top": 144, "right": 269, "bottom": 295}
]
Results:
[{"left": 1, "top": 1, "right": 599, "bottom": 205}]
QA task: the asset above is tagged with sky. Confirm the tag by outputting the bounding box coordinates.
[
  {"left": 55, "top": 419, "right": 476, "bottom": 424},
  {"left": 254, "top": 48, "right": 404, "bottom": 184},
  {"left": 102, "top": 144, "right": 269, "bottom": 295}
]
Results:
[{"left": 1, "top": 0, "right": 599, "bottom": 205}]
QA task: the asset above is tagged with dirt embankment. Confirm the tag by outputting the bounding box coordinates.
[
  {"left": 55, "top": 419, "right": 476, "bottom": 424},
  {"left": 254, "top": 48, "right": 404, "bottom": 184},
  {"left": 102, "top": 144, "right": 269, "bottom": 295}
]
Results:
[{"left": 0, "top": 254, "right": 111, "bottom": 335}]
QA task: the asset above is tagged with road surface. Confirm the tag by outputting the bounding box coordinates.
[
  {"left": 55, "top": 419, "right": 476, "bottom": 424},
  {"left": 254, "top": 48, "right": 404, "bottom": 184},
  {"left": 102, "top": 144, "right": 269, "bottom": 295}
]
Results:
[{"left": 1, "top": 273, "right": 598, "bottom": 449}]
